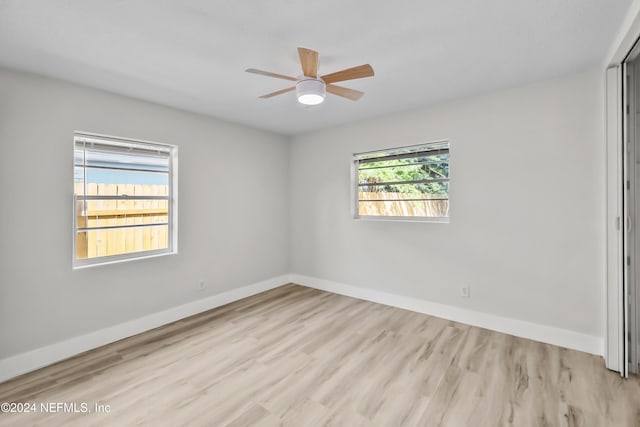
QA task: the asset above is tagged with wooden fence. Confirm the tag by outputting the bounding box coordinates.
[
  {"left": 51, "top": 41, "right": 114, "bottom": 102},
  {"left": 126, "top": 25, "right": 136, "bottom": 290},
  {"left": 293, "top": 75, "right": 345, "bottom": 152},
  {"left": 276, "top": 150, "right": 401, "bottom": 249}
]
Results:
[
  {"left": 359, "top": 192, "right": 449, "bottom": 217},
  {"left": 75, "top": 183, "right": 169, "bottom": 259},
  {"left": 75, "top": 187, "right": 444, "bottom": 258}
]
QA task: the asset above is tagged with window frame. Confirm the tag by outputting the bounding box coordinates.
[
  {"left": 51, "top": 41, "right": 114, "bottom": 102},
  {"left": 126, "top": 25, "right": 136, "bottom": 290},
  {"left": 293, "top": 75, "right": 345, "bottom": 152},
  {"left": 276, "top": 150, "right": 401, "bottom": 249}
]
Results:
[
  {"left": 72, "top": 131, "right": 178, "bottom": 269},
  {"left": 352, "top": 140, "right": 450, "bottom": 223}
]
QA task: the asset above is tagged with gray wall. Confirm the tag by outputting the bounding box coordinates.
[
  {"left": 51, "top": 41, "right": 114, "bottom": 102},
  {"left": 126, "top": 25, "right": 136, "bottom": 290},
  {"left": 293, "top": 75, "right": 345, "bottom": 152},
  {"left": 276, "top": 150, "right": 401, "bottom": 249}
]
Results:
[
  {"left": 0, "top": 68, "right": 290, "bottom": 358},
  {"left": 290, "top": 69, "right": 605, "bottom": 337},
  {"left": 0, "top": 66, "right": 607, "bottom": 361}
]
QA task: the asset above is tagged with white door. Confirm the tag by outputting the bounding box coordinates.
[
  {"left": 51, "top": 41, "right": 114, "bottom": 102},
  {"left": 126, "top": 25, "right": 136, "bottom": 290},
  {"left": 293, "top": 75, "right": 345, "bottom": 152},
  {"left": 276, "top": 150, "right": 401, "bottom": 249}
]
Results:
[
  {"left": 606, "top": 65, "right": 626, "bottom": 375},
  {"left": 623, "top": 61, "right": 633, "bottom": 377}
]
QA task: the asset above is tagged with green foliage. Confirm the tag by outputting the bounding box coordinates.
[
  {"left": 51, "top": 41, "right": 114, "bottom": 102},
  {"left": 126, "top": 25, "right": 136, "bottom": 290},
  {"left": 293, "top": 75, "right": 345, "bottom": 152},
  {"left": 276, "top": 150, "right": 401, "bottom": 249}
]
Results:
[{"left": 358, "top": 154, "right": 449, "bottom": 196}]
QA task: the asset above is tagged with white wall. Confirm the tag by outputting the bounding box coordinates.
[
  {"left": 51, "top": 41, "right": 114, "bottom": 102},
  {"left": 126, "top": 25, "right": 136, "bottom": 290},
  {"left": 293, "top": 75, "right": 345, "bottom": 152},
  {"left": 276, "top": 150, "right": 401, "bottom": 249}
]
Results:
[
  {"left": 0, "top": 64, "right": 607, "bottom": 370},
  {"left": 290, "top": 69, "right": 605, "bottom": 340},
  {"left": 0, "top": 68, "right": 290, "bottom": 359}
]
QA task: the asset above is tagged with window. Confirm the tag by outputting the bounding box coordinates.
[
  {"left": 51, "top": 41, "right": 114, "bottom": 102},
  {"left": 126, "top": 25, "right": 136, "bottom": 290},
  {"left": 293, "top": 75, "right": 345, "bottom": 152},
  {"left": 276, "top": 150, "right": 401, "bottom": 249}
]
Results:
[
  {"left": 73, "top": 133, "right": 177, "bottom": 268},
  {"left": 353, "top": 141, "right": 449, "bottom": 221}
]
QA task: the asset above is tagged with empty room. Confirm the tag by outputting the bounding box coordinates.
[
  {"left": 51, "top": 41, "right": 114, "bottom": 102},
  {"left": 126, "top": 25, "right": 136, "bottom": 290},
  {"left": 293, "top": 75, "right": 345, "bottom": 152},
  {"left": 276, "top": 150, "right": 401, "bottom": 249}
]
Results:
[{"left": 2, "top": 1, "right": 640, "bottom": 426}]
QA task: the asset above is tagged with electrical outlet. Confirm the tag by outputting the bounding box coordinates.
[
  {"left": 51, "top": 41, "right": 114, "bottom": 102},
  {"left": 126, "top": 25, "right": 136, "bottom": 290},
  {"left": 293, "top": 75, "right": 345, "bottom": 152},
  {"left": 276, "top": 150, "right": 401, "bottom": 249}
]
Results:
[
  {"left": 198, "top": 281, "right": 206, "bottom": 291},
  {"left": 460, "top": 286, "right": 470, "bottom": 298}
]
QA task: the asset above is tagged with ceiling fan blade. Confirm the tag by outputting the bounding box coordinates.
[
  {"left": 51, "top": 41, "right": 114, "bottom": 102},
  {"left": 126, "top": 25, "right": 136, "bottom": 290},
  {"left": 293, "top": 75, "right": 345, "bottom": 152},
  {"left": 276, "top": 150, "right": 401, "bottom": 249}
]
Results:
[
  {"left": 326, "top": 84, "right": 364, "bottom": 101},
  {"left": 245, "top": 68, "right": 297, "bottom": 82},
  {"left": 298, "top": 47, "right": 319, "bottom": 78},
  {"left": 258, "top": 86, "right": 296, "bottom": 99},
  {"left": 321, "top": 64, "right": 374, "bottom": 84}
]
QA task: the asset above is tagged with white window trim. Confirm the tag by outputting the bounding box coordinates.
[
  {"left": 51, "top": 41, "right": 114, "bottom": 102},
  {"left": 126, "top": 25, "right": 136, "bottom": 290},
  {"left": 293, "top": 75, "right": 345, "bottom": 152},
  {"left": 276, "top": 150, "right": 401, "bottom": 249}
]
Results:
[
  {"left": 72, "top": 131, "right": 178, "bottom": 269},
  {"left": 352, "top": 140, "right": 450, "bottom": 223}
]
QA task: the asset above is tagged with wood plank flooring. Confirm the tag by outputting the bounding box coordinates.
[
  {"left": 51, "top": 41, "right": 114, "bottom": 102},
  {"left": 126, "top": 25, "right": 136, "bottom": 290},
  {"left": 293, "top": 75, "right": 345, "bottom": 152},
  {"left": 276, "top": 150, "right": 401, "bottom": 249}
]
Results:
[{"left": 0, "top": 284, "right": 639, "bottom": 426}]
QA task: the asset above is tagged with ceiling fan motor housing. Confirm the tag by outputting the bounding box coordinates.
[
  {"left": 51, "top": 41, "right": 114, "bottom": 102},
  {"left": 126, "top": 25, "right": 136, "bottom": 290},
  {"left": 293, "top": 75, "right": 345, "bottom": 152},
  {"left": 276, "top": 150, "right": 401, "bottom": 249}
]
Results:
[{"left": 296, "top": 78, "right": 326, "bottom": 105}]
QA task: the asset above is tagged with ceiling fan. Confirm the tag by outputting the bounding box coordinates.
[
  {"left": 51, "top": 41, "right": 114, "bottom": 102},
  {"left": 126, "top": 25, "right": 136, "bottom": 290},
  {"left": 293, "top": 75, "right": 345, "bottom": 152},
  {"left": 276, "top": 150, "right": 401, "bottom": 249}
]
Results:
[{"left": 246, "top": 47, "right": 374, "bottom": 106}]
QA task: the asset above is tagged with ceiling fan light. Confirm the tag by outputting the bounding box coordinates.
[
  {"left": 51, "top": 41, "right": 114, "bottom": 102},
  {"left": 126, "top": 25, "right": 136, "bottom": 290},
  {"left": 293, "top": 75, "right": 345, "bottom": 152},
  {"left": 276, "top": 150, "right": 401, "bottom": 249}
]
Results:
[
  {"left": 296, "top": 79, "right": 326, "bottom": 105},
  {"left": 298, "top": 93, "right": 325, "bottom": 105}
]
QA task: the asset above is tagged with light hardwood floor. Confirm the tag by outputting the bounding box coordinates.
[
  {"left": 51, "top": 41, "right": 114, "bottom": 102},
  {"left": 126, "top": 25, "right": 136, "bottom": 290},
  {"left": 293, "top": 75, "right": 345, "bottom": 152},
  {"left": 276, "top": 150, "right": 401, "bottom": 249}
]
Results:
[{"left": 0, "top": 284, "right": 639, "bottom": 426}]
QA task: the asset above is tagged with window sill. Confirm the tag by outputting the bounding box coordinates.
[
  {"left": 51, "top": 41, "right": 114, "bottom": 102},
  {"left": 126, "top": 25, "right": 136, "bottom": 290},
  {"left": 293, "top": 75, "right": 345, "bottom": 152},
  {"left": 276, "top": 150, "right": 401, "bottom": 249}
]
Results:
[
  {"left": 72, "top": 249, "right": 177, "bottom": 270},
  {"left": 354, "top": 215, "right": 450, "bottom": 223}
]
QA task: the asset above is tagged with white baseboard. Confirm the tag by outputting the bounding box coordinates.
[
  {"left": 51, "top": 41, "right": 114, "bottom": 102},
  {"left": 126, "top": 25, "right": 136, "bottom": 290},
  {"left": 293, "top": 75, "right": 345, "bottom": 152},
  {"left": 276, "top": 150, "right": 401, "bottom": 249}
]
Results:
[
  {"left": 0, "top": 273, "right": 604, "bottom": 383},
  {"left": 0, "top": 275, "right": 291, "bottom": 383},
  {"left": 291, "top": 274, "right": 603, "bottom": 356}
]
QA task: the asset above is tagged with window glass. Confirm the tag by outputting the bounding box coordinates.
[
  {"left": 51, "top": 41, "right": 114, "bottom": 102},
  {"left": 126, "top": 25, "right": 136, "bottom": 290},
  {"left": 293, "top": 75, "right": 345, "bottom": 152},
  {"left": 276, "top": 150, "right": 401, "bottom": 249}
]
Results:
[
  {"left": 354, "top": 141, "right": 449, "bottom": 220},
  {"left": 73, "top": 134, "right": 176, "bottom": 267}
]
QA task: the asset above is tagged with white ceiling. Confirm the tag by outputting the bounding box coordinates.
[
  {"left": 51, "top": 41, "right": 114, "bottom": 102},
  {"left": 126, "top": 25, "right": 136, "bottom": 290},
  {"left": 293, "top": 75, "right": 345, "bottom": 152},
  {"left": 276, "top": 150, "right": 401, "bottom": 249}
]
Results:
[{"left": 0, "top": 0, "right": 632, "bottom": 135}]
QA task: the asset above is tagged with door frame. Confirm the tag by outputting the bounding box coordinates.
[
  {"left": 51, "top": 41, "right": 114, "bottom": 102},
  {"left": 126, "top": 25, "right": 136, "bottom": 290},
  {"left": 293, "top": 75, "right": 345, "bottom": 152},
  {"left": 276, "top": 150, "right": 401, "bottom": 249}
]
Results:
[{"left": 605, "top": 5, "right": 640, "bottom": 375}]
